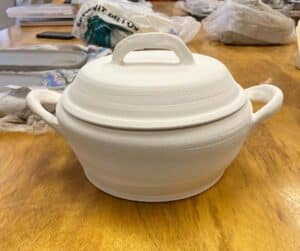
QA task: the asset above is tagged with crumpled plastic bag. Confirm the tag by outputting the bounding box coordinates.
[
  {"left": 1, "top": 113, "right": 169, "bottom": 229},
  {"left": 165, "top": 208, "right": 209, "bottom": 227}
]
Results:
[
  {"left": 202, "top": 0, "right": 295, "bottom": 45},
  {"left": 176, "top": 0, "right": 223, "bottom": 18},
  {"left": 262, "top": 0, "right": 284, "bottom": 9},
  {"left": 73, "top": 0, "right": 200, "bottom": 48}
]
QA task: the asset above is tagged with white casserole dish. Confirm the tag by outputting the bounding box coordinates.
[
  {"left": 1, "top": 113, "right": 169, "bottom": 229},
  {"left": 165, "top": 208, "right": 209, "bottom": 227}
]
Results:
[{"left": 27, "top": 33, "right": 283, "bottom": 202}]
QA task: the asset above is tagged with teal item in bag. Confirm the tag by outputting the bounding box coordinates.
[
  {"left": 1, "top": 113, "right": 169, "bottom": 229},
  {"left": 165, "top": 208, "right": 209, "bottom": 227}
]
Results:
[{"left": 84, "top": 16, "right": 132, "bottom": 48}]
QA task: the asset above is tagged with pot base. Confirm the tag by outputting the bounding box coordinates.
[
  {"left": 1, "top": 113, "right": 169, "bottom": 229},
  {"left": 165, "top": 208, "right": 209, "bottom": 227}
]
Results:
[{"left": 83, "top": 169, "right": 225, "bottom": 202}]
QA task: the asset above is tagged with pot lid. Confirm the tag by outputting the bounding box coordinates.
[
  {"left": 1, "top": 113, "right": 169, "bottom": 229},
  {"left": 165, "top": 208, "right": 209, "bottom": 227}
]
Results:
[{"left": 62, "top": 32, "right": 246, "bottom": 130}]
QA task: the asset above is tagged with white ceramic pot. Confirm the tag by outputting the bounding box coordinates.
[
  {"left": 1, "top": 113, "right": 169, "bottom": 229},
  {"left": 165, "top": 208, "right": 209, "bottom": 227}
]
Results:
[{"left": 27, "top": 33, "right": 283, "bottom": 202}]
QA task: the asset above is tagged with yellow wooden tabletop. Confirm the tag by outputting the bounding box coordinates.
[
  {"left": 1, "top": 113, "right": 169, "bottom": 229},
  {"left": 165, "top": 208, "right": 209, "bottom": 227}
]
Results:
[{"left": 0, "top": 2, "right": 299, "bottom": 251}]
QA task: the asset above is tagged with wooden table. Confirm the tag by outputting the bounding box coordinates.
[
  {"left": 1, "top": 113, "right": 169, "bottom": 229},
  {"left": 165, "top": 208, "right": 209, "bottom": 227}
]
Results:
[{"left": 0, "top": 2, "right": 299, "bottom": 251}]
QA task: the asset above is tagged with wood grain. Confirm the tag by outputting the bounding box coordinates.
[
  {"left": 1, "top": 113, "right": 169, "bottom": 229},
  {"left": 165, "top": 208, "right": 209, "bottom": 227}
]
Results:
[{"left": 0, "top": 2, "right": 300, "bottom": 251}]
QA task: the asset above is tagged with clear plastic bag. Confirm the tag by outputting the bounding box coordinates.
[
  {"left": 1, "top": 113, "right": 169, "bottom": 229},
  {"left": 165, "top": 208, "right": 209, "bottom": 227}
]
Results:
[
  {"left": 73, "top": 0, "right": 200, "bottom": 48},
  {"left": 176, "top": 0, "right": 223, "bottom": 17},
  {"left": 262, "top": 0, "right": 285, "bottom": 9},
  {"left": 171, "top": 16, "right": 201, "bottom": 43},
  {"left": 203, "top": 0, "right": 295, "bottom": 45}
]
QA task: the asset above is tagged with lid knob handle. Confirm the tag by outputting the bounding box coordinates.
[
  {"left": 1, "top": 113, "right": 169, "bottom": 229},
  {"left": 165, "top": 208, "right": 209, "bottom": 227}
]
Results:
[{"left": 112, "top": 32, "right": 195, "bottom": 66}]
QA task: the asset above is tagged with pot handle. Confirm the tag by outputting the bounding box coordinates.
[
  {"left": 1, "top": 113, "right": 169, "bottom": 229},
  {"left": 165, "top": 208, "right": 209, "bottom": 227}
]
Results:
[
  {"left": 112, "top": 32, "right": 195, "bottom": 65},
  {"left": 26, "top": 89, "right": 61, "bottom": 131},
  {"left": 246, "top": 84, "right": 283, "bottom": 126}
]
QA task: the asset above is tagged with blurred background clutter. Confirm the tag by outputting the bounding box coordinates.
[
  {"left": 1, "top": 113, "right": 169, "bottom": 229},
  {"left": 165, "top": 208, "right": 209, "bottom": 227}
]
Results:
[
  {"left": 0, "top": 0, "right": 297, "bottom": 132},
  {"left": 0, "top": 0, "right": 15, "bottom": 29}
]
